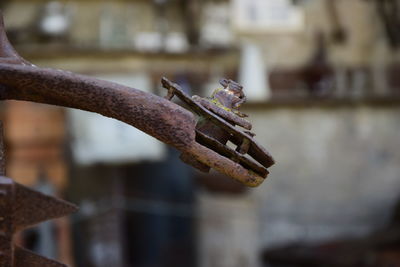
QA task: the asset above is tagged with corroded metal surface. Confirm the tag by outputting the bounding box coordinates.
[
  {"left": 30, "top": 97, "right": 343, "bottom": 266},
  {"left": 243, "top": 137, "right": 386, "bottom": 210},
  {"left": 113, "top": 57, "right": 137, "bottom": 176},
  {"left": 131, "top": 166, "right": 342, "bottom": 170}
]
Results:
[
  {"left": 161, "top": 78, "right": 274, "bottom": 184},
  {"left": 0, "top": 11, "right": 275, "bottom": 266},
  {"left": 192, "top": 96, "right": 252, "bottom": 130},
  {"left": 0, "top": 12, "right": 275, "bottom": 188},
  {"left": 0, "top": 176, "right": 78, "bottom": 267},
  {"left": 0, "top": 63, "right": 197, "bottom": 150}
]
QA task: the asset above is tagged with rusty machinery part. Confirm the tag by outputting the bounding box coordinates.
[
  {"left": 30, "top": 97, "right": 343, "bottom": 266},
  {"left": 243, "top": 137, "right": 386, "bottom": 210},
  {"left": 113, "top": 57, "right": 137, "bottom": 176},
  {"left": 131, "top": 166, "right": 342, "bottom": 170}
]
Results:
[
  {"left": 0, "top": 12, "right": 274, "bottom": 187},
  {"left": 161, "top": 78, "right": 274, "bottom": 180},
  {"left": 0, "top": 176, "right": 78, "bottom": 267}
]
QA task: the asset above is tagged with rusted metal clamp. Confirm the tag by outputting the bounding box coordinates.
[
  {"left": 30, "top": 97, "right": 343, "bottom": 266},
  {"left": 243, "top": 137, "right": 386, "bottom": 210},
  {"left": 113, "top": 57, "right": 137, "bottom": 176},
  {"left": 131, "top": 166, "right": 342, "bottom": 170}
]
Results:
[{"left": 161, "top": 78, "right": 274, "bottom": 182}]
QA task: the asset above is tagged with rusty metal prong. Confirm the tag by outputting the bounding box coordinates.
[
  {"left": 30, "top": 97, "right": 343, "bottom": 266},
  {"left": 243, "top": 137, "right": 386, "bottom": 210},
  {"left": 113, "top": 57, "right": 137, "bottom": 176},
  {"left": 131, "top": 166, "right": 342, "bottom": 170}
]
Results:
[
  {"left": 13, "top": 181, "right": 78, "bottom": 232},
  {"left": 0, "top": 11, "right": 31, "bottom": 66},
  {"left": 0, "top": 176, "right": 77, "bottom": 266},
  {"left": 161, "top": 77, "right": 202, "bottom": 113}
]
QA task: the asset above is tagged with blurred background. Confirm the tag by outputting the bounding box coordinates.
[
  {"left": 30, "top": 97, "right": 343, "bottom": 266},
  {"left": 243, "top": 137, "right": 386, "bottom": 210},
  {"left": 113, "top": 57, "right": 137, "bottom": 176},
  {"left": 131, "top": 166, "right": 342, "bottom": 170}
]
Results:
[{"left": 1, "top": 0, "right": 400, "bottom": 266}]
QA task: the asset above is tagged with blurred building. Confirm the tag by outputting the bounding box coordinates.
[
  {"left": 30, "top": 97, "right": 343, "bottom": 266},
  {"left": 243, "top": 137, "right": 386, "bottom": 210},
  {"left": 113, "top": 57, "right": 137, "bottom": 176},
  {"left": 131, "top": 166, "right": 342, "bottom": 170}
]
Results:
[{"left": 1, "top": 0, "right": 400, "bottom": 266}]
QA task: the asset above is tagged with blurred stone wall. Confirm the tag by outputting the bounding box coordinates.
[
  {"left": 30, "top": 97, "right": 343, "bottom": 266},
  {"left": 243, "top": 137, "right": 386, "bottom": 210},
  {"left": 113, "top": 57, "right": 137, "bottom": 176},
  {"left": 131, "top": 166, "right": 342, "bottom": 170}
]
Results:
[
  {"left": 3, "top": 0, "right": 400, "bottom": 67},
  {"left": 199, "top": 104, "right": 400, "bottom": 267}
]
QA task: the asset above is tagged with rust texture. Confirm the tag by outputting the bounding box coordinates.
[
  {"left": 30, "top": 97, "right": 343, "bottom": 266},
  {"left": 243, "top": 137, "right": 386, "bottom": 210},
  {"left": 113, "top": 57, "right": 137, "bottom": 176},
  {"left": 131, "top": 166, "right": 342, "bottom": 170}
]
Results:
[
  {"left": 0, "top": 10, "right": 275, "bottom": 266},
  {"left": 0, "top": 176, "right": 78, "bottom": 267},
  {"left": 161, "top": 78, "right": 274, "bottom": 186},
  {"left": 0, "top": 12, "right": 275, "bottom": 188}
]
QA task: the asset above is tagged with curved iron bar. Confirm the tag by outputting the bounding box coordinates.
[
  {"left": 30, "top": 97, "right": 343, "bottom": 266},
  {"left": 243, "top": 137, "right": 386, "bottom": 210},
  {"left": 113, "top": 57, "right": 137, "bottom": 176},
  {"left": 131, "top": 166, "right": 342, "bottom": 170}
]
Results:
[{"left": 0, "top": 13, "right": 270, "bottom": 187}]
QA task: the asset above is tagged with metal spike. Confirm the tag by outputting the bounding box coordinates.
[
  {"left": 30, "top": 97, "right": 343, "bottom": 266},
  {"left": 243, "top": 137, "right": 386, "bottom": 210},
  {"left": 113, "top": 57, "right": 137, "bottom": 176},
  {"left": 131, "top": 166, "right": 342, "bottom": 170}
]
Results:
[
  {"left": 0, "top": 176, "right": 77, "bottom": 266},
  {"left": 12, "top": 182, "right": 78, "bottom": 232},
  {"left": 14, "top": 246, "right": 67, "bottom": 267},
  {"left": 0, "top": 10, "right": 30, "bottom": 65}
]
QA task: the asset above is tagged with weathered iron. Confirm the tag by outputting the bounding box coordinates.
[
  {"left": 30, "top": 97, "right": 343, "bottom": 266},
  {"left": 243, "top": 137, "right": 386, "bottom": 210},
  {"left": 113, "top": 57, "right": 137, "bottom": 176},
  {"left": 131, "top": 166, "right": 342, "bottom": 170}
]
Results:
[
  {"left": 0, "top": 120, "right": 77, "bottom": 267},
  {"left": 161, "top": 78, "right": 274, "bottom": 180},
  {"left": 0, "top": 175, "right": 78, "bottom": 267},
  {"left": 0, "top": 10, "right": 275, "bottom": 267},
  {"left": 0, "top": 12, "right": 275, "bottom": 188}
]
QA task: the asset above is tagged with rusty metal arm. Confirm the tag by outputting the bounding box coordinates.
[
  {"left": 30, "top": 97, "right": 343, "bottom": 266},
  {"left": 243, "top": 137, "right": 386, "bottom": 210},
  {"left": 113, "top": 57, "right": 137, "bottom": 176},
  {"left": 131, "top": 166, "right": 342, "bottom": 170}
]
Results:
[
  {"left": 0, "top": 65, "right": 264, "bottom": 186},
  {"left": 0, "top": 14, "right": 269, "bottom": 187},
  {"left": 0, "top": 63, "right": 197, "bottom": 150}
]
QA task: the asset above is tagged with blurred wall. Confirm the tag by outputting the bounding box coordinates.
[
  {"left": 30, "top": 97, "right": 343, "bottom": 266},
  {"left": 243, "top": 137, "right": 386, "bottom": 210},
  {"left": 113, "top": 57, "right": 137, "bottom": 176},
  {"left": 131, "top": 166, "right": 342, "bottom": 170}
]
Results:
[{"left": 199, "top": 104, "right": 400, "bottom": 267}]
